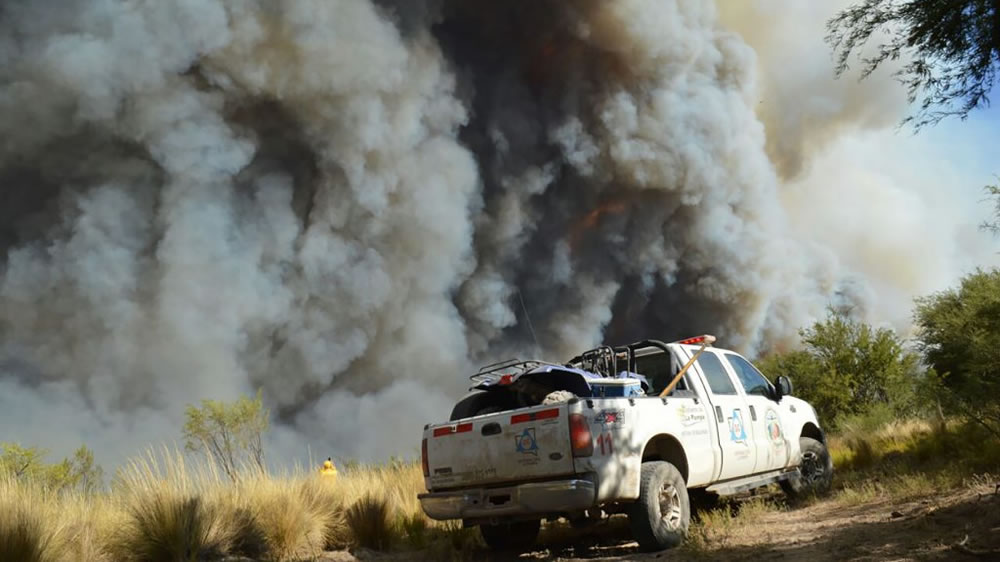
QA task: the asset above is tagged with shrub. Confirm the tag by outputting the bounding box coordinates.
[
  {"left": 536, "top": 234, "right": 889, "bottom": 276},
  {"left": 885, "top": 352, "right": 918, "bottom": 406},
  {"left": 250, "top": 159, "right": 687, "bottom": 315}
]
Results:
[
  {"left": 0, "top": 443, "right": 103, "bottom": 493},
  {"left": 757, "top": 309, "right": 922, "bottom": 428},
  {"left": 914, "top": 268, "right": 1000, "bottom": 437}
]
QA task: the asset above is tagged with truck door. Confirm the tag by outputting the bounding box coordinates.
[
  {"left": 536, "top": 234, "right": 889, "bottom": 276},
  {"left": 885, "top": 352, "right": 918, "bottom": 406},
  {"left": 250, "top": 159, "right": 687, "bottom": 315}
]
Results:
[
  {"left": 686, "top": 349, "right": 757, "bottom": 480},
  {"left": 721, "top": 353, "right": 792, "bottom": 472}
]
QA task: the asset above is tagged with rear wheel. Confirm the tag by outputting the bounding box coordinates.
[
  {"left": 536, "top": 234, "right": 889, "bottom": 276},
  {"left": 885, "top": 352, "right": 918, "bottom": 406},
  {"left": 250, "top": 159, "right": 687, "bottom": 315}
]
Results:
[
  {"left": 627, "top": 461, "right": 690, "bottom": 551},
  {"left": 781, "top": 436, "right": 833, "bottom": 500},
  {"left": 479, "top": 518, "right": 540, "bottom": 552}
]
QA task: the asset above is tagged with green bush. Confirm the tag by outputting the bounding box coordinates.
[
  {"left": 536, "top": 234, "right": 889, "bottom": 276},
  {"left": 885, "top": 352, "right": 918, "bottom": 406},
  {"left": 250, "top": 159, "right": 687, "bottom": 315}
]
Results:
[
  {"left": 756, "top": 309, "right": 922, "bottom": 428},
  {"left": 914, "top": 268, "right": 1000, "bottom": 437},
  {"left": 0, "top": 444, "right": 103, "bottom": 493}
]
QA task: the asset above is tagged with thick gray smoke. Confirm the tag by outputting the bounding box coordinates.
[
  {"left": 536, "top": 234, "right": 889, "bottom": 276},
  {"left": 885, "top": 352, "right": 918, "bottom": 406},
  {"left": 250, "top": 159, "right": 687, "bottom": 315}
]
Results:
[{"left": 0, "top": 0, "right": 989, "bottom": 465}]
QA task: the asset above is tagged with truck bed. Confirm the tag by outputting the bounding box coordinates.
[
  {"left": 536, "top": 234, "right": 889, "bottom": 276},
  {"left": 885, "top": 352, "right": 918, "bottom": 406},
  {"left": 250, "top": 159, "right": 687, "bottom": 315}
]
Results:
[{"left": 424, "top": 402, "right": 576, "bottom": 490}]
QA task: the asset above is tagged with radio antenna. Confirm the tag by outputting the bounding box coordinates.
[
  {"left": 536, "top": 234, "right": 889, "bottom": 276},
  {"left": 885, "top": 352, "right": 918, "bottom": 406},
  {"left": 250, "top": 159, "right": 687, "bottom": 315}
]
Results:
[{"left": 516, "top": 288, "right": 541, "bottom": 353}]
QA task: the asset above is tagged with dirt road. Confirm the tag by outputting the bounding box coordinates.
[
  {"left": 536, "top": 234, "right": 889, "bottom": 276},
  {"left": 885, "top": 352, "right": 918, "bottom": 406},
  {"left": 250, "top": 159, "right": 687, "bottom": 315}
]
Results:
[
  {"left": 325, "top": 480, "right": 1000, "bottom": 561},
  {"left": 530, "top": 483, "right": 1000, "bottom": 561}
]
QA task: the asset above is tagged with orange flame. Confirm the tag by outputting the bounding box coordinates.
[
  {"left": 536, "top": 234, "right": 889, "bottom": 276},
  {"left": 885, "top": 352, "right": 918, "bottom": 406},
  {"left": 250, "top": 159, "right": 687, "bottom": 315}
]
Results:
[{"left": 568, "top": 198, "right": 629, "bottom": 253}]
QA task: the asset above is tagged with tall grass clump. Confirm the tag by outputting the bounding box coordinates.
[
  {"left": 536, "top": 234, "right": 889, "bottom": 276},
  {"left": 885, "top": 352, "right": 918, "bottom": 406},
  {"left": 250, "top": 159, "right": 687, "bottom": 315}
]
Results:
[
  {"left": 333, "top": 459, "right": 431, "bottom": 551},
  {"left": 0, "top": 477, "right": 69, "bottom": 562},
  {"left": 345, "top": 493, "right": 393, "bottom": 550},
  {"left": 108, "top": 449, "right": 233, "bottom": 562},
  {"left": 225, "top": 473, "right": 337, "bottom": 560},
  {"left": 59, "top": 493, "right": 120, "bottom": 562}
]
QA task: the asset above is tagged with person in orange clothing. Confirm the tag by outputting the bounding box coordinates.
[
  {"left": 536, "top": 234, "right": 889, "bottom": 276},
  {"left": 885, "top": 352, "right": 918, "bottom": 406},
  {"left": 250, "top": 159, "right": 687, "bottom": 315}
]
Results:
[{"left": 319, "top": 457, "right": 338, "bottom": 479}]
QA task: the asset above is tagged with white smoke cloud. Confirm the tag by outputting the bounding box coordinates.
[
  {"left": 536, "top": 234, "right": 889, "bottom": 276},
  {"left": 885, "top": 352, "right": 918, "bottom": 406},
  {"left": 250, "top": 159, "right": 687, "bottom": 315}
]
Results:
[
  {"left": 720, "top": 0, "right": 1000, "bottom": 336},
  {"left": 0, "top": 0, "right": 995, "bottom": 469}
]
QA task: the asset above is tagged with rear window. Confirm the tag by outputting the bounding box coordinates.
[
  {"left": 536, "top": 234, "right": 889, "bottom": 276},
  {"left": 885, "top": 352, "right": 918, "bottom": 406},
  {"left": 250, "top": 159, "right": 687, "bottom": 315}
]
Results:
[
  {"left": 696, "top": 352, "right": 737, "bottom": 395},
  {"left": 635, "top": 352, "right": 692, "bottom": 395}
]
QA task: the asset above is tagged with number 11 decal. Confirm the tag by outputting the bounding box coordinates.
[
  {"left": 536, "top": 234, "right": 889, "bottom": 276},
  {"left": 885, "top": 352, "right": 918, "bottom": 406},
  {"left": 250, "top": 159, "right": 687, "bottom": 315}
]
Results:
[{"left": 597, "top": 432, "right": 614, "bottom": 455}]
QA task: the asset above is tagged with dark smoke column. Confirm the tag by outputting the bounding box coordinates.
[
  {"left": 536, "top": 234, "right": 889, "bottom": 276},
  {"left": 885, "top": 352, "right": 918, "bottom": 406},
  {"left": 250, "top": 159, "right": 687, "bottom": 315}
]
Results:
[{"left": 0, "top": 0, "right": 844, "bottom": 464}]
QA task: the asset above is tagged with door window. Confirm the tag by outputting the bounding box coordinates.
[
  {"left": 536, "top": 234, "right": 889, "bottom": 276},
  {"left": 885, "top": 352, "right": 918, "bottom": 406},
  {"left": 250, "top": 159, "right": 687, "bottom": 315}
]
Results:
[
  {"left": 695, "top": 352, "right": 737, "bottom": 395},
  {"left": 724, "top": 354, "right": 772, "bottom": 397}
]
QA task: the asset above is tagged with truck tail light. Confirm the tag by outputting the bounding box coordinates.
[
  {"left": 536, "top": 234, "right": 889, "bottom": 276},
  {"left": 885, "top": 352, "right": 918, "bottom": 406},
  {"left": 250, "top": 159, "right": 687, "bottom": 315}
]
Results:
[
  {"left": 421, "top": 438, "right": 429, "bottom": 477},
  {"left": 569, "top": 413, "right": 593, "bottom": 457}
]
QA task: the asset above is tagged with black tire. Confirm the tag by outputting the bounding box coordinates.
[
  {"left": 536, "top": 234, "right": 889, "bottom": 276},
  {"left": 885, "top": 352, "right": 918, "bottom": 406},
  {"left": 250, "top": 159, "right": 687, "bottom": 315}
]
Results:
[
  {"left": 627, "top": 461, "right": 690, "bottom": 551},
  {"left": 781, "top": 436, "right": 834, "bottom": 500},
  {"left": 479, "top": 518, "right": 540, "bottom": 552}
]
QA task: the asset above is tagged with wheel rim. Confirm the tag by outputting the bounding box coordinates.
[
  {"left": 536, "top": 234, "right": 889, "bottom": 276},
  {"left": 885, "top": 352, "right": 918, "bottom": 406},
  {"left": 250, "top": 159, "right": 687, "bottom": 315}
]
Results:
[
  {"left": 658, "top": 483, "right": 683, "bottom": 529},
  {"left": 800, "top": 450, "right": 826, "bottom": 486}
]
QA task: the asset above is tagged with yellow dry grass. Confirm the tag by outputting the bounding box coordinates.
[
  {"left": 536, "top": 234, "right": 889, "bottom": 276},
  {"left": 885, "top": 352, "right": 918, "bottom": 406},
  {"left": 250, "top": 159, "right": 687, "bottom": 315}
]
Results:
[
  {"left": 0, "top": 448, "right": 470, "bottom": 562},
  {"left": 11, "top": 415, "right": 991, "bottom": 560}
]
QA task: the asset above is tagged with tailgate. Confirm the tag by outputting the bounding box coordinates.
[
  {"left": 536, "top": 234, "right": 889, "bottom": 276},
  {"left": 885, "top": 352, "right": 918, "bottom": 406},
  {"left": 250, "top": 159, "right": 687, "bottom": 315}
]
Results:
[{"left": 425, "top": 403, "right": 575, "bottom": 489}]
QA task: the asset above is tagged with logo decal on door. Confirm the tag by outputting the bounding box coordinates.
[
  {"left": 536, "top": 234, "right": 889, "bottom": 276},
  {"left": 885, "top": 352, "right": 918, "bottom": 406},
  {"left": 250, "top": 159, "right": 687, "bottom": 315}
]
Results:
[
  {"left": 729, "top": 409, "right": 748, "bottom": 445},
  {"left": 677, "top": 404, "right": 707, "bottom": 427},
  {"left": 765, "top": 409, "right": 785, "bottom": 448}
]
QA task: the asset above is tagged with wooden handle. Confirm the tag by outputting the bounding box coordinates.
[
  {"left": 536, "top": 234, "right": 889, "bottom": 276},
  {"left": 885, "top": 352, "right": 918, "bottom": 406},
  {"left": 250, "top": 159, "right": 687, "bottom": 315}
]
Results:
[{"left": 659, "top": 342, "right": 710, "bottom": 398}]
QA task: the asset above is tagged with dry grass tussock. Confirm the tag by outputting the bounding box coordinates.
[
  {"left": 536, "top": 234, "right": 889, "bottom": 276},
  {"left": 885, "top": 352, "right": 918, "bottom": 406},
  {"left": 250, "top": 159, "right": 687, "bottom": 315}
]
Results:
[
  {"left": 0, "top": 476, "right": 69, "bottom": 562},
  {"left": 1, "top": 448, "right": 477, "bottom": 561},
  {"left": 682, "top": 497, "right": 783, "bottom": 556}
]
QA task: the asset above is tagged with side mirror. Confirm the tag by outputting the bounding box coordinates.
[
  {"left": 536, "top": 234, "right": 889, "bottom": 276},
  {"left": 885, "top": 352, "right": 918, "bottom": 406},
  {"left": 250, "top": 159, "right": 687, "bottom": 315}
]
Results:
[{"left": 775, "top": 375, "right": 793, "bottom": 399}]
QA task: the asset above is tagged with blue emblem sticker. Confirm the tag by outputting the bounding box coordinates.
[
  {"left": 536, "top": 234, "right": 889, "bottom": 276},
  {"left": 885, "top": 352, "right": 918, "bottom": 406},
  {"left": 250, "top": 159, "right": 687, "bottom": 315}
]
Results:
[
  {"left": 729, "top": 409, "right": 747, "bottom": 445},
  {"left": 515, "top": 428, "right": 538, "bottom": 456}
]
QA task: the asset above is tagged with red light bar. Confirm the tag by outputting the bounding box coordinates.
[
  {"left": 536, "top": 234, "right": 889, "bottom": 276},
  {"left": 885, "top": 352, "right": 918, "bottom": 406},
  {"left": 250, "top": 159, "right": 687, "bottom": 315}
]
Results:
[
  {"left": 511, "top": 408, "right": 560, "bottom": 424},
  {"left": 674, "top": 334, "right": 717, "bottom": 346},
  {"left": 432, "top": 423, "right": 473, "bottom": 437}
]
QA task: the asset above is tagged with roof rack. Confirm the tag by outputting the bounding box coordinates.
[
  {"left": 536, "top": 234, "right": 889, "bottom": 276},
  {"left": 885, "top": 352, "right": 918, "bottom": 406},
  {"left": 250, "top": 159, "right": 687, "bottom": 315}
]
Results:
[{"left": 469, "top": 359, "right": 565, "bottom": 385}]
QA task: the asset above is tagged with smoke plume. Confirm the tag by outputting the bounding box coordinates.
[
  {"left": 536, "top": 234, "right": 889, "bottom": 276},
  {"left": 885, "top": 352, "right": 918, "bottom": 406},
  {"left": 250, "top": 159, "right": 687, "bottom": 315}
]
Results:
[{"left": 0, "top": 0, "right": 992, "bottom": 465}]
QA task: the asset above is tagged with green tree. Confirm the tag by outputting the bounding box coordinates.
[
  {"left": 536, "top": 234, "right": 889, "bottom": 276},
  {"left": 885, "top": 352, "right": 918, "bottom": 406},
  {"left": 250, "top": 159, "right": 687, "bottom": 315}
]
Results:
[
  {"left": 0, "top": 443, "right": 48, "bottom": 480},
  {"left": 914, "top": 268, "right": 1000, "bottom": 436},
  {"left": 757, "top": 309, "right": 921, "bottom": 427},
  {"left": 983, "top": 182, "right": 1000, "bottom": 234},
  {"left": 757, "top": 350, "right": 851, "bottom": 426},
  {"left": 0, "top": 443, "right": 103, "bottom": 492},
  {"left": 183, "top": 390, "right": 269, "bottom": 480},
  {"left": 827, "top": 1, "right": 1000, "bottom": 128},
  {"left": 70, "top": 444, "right": 105, "bottom": 494}
]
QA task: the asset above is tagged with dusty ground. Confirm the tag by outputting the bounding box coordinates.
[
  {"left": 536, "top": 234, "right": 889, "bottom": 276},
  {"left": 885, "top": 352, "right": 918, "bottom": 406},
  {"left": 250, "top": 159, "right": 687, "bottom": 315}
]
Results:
[{"left": 320, "top": 480, "right": 1000, "bottom": 562}]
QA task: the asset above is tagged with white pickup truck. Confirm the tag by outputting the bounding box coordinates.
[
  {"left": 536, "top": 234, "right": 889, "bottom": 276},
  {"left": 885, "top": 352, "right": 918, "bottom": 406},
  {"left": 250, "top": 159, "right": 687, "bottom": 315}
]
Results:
[{"left": 418, "top": 336, "right": 833, "bottom": 552}]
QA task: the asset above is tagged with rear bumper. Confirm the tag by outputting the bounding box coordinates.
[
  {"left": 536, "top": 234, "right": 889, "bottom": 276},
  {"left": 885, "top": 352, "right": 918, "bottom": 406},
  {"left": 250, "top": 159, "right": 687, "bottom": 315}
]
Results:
[{"left": 418, "top": 478, "right": 596, "bottom": 521}]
